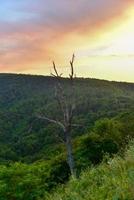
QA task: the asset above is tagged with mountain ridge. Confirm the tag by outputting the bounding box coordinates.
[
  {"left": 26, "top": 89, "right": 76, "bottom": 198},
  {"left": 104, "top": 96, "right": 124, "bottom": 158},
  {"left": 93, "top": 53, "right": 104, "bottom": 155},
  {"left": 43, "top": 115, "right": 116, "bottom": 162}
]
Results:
[{"left": 0, "top": 73, "right": 134, "bottom": 84}]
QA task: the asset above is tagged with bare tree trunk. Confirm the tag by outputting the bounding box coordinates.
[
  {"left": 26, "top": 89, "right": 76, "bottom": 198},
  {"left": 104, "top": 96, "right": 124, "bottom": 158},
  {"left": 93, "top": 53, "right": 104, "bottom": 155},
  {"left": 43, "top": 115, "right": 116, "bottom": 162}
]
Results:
[
  {"left": 65, "top": 131, "right": 76, "bottom": 178},
  {"left": 37, "top": 55, "right": 77, "bottom": 178}
]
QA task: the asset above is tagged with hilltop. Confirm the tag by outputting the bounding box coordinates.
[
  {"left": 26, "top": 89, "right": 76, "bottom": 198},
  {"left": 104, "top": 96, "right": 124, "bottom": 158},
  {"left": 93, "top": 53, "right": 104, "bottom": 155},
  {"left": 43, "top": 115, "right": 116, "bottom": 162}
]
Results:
[{"left": 0, "top": 73, "right": 134, "bottom": 163}]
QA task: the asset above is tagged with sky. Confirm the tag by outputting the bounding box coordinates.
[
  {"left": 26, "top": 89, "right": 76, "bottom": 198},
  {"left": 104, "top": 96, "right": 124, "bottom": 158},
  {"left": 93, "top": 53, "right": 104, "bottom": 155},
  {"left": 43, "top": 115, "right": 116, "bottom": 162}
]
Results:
[{"left": 0, "top": 0, "right": 134, "bottom": 82}]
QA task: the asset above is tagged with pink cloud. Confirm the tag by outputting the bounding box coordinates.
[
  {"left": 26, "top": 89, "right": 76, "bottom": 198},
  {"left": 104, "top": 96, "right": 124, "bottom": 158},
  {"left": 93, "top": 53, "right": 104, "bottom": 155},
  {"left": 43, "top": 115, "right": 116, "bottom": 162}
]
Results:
[{"left": 0, "top": 0, "right": 134, "bottom": 72}]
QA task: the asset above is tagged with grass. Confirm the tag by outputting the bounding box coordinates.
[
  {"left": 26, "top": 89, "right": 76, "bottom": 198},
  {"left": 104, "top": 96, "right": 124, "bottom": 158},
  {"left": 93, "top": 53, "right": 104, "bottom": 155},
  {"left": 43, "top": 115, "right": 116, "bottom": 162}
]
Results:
[{"left": 46, "top": 140, "right": 134, "bottom": 200}]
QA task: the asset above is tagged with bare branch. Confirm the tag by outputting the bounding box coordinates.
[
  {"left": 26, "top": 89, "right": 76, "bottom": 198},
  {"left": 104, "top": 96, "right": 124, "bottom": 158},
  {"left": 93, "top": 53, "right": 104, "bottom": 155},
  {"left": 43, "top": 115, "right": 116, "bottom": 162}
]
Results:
[
  {"left": 53, "top": 61, "right": 59, "bottom": 77},
  {"left": 37, "top": 114, "right": 66, "bottom": 132},
  {"left": 69, "top": 54, "right": 75, "bottom": 80},
  {"left": 52, "top": 61, "right": 70, "bottom": 123},
  {"left": 38, "top": 54, "right": 76, "bottom": 135},
  {"left": 51, "top": 73, "right": 57, "bottom": 78},
  {"left": 34, "top": 115, "right": 65, "bottom": 143},
  {"left": 68, "top": 54, "right": 76, "bottom": 120},
  {"left": 71, "top": 124, "right": 84, "bottom": 128}
]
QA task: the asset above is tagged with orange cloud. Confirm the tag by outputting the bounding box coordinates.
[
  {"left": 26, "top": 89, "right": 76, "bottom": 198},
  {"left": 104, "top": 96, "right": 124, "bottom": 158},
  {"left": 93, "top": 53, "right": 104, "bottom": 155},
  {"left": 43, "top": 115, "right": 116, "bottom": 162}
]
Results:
[{"left": 0, "top": 0, "right": 134, "bottom": 76}]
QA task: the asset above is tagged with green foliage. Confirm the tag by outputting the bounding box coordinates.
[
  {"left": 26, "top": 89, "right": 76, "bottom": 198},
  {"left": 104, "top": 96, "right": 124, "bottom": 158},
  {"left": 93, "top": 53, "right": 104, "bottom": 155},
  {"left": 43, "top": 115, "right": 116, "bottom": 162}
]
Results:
[
  {"left": 0, "top": 74, "right": 133, "bottom": 199},
  {"left": 0, "top": 74, "right": 133, "bottom": 163},
  {"left": 47, "top": 141, "right": 134, "bottom": 200},
  {"left": 0, "top": 74, "right": 134, "bottom": 163},
  {"left": 93, "top": 118, "right": 123, "bottom": 142},
  {"left": 75, "top": 133, "right": 118, "bottom": 172},
  {"left": 0, "top": 157, "right": 70, "bottom": 200},
  {"left": 116, "top": 112, "right": 134, "bottom": 140}
]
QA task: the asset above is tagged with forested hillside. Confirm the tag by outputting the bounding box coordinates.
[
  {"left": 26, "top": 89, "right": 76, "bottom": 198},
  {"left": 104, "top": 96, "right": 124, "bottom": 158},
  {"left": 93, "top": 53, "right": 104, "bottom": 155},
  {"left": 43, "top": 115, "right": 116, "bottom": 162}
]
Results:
[
  {"left": 0, "top": 74, "right": 134, "bottom": 162},
  {"left": 0, "top": 74, "right": 133, "bottom": 199}
]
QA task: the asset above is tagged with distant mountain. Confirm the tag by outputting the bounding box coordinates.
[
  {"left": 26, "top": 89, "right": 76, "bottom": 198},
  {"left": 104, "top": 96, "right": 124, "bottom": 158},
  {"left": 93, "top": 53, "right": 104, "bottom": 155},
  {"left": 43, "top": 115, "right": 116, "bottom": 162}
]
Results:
[{"left": 0, "top": 73, "right": 134, "bottom": 163}]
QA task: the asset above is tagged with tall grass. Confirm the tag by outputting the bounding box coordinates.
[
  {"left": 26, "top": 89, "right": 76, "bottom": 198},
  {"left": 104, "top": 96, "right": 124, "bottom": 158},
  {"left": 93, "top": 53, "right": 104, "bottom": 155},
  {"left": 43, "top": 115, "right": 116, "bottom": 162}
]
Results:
[{"left": 47, "top": 140, "right": 134, "bottom": 200}]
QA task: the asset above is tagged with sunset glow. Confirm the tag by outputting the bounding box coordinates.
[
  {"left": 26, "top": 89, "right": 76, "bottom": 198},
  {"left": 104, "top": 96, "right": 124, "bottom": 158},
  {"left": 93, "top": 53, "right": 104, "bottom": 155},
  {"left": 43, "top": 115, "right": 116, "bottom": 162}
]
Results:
[{"left": 0, "top": 0, "right": 134, "bottom": 82}]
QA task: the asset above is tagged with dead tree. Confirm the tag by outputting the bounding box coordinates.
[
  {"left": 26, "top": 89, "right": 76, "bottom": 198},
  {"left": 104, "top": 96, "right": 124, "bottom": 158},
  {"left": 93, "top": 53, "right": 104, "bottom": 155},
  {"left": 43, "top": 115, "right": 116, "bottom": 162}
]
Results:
[{"left": 37, "top": 54, "right": 77, "bottom": 178}]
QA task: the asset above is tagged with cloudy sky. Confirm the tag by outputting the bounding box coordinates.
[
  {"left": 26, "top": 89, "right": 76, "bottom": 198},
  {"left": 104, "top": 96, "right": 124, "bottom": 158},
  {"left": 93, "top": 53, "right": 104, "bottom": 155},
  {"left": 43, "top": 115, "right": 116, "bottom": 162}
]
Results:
[{"left": 0, "top": 0, "right": 134, "bottom": 82}]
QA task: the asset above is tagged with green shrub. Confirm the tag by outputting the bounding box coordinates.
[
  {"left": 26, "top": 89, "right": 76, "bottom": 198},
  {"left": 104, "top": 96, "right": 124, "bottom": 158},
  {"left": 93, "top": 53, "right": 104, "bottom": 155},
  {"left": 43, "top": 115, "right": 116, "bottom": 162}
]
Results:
[
  {"left": 47, "top": 140, "right": 134, "bottom": 200},
  {"left": 93, "top": 118, "right": 123, "bottom": 143},
  {"left": 0, "top": 156, "right": 70, "bottom": 200},
  {"left": 75, "top": 133, "right": 118, "bottom": 172}
]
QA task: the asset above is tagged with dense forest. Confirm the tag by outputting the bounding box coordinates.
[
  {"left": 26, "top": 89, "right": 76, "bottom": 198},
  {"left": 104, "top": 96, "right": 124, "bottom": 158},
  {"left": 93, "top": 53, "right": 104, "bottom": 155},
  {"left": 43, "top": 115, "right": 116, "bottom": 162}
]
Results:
[{"left": 0, "top": 73, "right": 134, "bottom": 199}]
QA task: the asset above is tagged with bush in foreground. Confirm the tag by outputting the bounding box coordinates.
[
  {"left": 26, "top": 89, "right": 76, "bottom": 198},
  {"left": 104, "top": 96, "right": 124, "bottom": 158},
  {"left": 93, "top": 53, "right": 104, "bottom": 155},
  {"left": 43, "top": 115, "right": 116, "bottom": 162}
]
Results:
[{"left": 47, "top": 140, "right": 134, "bottom": 200}]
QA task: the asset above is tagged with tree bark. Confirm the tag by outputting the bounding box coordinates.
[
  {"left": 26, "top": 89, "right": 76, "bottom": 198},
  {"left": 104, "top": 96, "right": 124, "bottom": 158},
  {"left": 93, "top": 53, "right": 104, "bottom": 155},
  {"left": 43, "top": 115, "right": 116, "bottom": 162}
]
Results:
[
  {"left": 65, "top": 131, "right": 76, "bottom": 178},
  {"left": 37, "top": 55, "right": 77, "bottom": 177}
]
